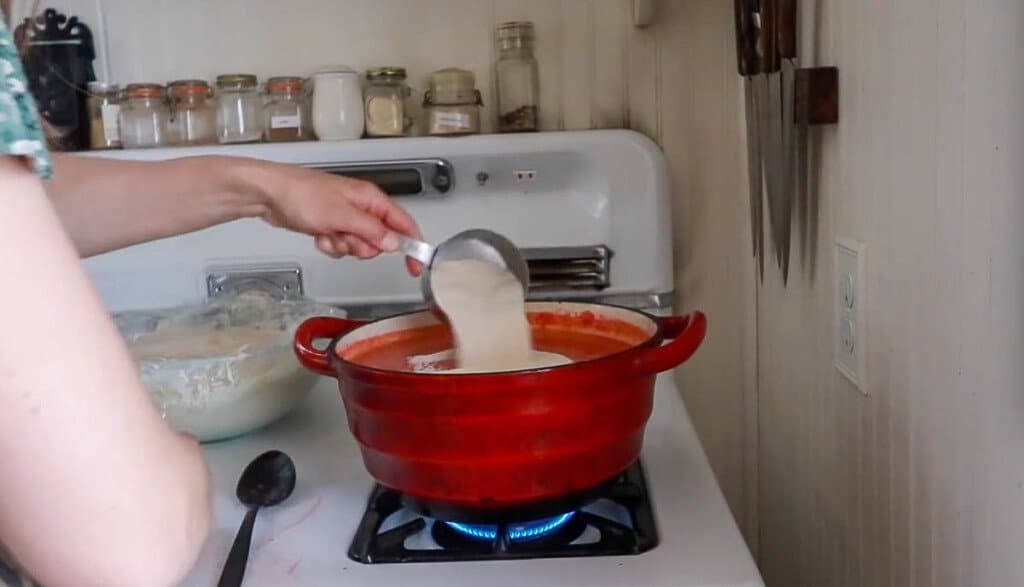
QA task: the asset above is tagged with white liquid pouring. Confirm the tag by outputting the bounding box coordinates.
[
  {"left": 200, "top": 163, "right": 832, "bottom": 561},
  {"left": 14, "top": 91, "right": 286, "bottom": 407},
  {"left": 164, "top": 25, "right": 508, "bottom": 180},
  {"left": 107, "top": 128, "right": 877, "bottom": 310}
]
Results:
[{"left": 408, "top": 259, "right": 570, "bottom": 373}]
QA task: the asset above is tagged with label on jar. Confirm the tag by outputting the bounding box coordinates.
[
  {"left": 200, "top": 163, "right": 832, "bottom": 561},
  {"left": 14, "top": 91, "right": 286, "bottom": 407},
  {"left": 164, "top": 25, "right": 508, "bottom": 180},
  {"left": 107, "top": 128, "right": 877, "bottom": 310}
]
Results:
[
  {"left": 270, "top": 114, "right": 301, "bottom": 129},
  {"left": 434, "top": 111, "right": 471, "bottom": 129},
  {"left": 101, "top": 103, "right": 121, "bottom": 142}
]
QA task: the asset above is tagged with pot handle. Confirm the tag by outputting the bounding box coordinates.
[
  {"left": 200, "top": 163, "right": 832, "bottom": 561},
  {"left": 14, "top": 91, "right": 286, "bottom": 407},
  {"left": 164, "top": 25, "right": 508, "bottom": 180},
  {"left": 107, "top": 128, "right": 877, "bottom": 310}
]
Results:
[
  {"left": 632, "top": 311, "right": 708, "bottom": 375},
  {"left": 293, "top": 316, "right": 364, "bottom": 377}
]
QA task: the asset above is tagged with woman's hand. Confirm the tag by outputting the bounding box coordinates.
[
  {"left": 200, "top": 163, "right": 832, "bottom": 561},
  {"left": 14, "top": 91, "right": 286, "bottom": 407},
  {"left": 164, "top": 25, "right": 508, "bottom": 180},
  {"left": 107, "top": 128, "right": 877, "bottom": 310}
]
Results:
[
  {"left": 242, "top": 161, "right": 423, "bottom": 275},
  {"left": 259, "top": 165, "right": 420, "bottom": 260},
  {"left": 47, "top": 154, "right": 423, "bottom": 274}
]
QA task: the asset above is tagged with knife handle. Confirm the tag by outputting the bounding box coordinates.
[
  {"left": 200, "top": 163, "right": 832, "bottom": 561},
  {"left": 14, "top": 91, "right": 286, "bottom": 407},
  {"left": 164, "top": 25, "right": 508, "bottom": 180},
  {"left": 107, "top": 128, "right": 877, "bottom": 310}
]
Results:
[
  {"left": 734, "top": 0, "right": 760, "bottom": 76},
  {"left": 777, "top": 0, "right": 797, "bottom": 60},
  {"left": 760, "top": 0, "right": 780, "bottom": 73}
]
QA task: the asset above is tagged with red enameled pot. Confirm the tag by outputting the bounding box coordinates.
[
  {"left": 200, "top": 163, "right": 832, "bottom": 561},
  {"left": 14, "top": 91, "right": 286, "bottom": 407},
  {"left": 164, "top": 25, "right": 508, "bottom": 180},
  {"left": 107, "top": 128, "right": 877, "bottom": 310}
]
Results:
[{"left": 294, "top": 301, "right": 706, "bottom": 520}]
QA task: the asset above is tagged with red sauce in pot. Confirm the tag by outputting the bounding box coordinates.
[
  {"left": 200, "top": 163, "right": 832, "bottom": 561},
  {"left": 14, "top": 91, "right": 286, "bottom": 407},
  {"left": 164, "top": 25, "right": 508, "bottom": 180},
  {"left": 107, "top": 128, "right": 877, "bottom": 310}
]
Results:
[{"left": 339, "top": 310, "right": 653, "bottom": 372}]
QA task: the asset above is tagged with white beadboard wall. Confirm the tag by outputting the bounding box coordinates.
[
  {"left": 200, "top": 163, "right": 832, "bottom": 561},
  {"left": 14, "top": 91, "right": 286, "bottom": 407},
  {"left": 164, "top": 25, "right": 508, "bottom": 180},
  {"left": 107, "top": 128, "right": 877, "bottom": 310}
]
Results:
[
  {"left": 756, "top": 0, "right": 1024, "bottom": 585},
  {"left": 21, "top": 0, "right": 756, "bottom": 551},
  {"left": 644, "top": 0, "right": 757, "bottom": 552}
]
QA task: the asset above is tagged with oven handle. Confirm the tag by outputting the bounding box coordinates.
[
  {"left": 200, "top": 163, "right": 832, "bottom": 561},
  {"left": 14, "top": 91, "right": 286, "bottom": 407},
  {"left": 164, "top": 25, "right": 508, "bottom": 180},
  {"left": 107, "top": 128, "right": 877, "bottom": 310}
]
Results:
[{"left": 305, "top": 158, "right": 453, "bottom": 197}]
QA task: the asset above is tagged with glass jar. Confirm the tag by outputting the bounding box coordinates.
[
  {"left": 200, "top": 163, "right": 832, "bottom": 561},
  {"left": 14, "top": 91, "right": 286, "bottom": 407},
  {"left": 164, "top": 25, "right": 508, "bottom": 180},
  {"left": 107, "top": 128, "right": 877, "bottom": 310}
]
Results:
[
  {"left": 215, "top": 74, "right": 263, "bottom": 144},
  {"left": 118, "top": 83, "right": 170, "bottom": 149},
  {"left": 167, "top": 79, "right": 217, "bottom": 146},
  {"left": 364, "top": 66, "right": 410, "bottom": 137},
  {"left": 311, "top": 67, "right": 364, "bottom": 140},
  {"left": 423, "top": 68, "right": 482, "bottom": 136},
  {"left": 86, "top": 81, "right": 122, "bottom": 150},
  {"left": 495, "top": 21, "right": 539, "bottom": 132},
  {"left": 263, "top": 76, "right": 313, "bottom": 142}
]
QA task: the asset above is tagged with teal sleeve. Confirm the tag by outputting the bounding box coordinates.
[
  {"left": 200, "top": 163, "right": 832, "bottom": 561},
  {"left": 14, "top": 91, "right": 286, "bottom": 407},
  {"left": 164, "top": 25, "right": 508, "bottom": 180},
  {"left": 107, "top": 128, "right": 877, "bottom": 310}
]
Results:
[{"left": 0, "top": 20, "right": 52, "bottom": 179}]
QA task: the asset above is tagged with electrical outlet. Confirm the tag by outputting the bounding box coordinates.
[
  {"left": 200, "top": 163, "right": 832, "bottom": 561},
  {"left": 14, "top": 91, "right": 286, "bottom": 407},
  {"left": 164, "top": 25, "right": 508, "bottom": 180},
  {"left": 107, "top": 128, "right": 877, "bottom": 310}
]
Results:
[
  {"left": 835, "top": 237, "right": 867, "bottom": 392},
  {"left": 513, "top": 169, "right": 537, "bottom": 182}
]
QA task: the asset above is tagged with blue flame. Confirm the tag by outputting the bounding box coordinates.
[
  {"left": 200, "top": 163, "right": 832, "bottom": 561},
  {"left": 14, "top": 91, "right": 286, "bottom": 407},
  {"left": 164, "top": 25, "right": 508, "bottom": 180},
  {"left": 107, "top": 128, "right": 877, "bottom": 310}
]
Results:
[{"left": 444, "top": 512, "right": 576, "bottom": 542}]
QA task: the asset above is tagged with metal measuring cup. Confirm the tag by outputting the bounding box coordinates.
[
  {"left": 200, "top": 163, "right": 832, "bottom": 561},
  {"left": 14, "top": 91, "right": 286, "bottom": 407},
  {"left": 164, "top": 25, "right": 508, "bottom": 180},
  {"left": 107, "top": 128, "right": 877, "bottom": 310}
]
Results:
[{"left": 398, "top": 229, "right": 530, "bottom": 310}]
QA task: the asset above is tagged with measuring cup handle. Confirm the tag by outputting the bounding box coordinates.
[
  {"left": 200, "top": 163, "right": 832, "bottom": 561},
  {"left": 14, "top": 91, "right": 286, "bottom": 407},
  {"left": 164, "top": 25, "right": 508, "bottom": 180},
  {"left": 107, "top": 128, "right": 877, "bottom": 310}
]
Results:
[{"left": 398, "top": 236, "right": 435, "bottom": 265}]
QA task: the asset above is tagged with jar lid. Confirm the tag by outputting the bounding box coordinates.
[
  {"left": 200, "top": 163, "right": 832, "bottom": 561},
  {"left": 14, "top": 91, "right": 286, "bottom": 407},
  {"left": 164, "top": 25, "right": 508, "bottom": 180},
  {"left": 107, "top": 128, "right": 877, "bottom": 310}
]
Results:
[
  {"left": 168, "top": 79, "right": 211, "bottom": 97},
  {"left": 497, "top": 21, "right": 535, "bottom": 42},
  {"left": 266, "top": 76, "right": 304, "bottom": 93},
  {"left": 427, "top": 68, "right": 477, "bottom": 104},
  {"left": 366, "top": 66, "right": 407, "bottom": 80},
  {"left": 315, "top": 65, "right": 358, "bottom": 75},
  {"left": 87, "top": 81, "right": 119, "bottom": 94},
  {"left": 125, "top": 83, "right": 165, "bottom": 98},
  {"left": 216, "top": 74, "right": 258, "bottom": 89}
]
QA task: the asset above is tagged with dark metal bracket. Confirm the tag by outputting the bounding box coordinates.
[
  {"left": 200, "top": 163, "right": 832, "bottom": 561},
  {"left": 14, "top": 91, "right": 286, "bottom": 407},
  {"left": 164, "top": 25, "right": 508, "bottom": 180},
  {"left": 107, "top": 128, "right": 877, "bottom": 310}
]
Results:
[{"left": 795, "top": 66, "right": 839, "bottom": 125}]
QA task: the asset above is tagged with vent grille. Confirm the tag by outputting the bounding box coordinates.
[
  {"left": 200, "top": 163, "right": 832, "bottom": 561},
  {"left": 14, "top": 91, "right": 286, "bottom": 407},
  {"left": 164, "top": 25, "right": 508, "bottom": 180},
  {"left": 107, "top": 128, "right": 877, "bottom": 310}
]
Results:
[{"left": 523, "top": 246, "right": 612, "bottom": 291}]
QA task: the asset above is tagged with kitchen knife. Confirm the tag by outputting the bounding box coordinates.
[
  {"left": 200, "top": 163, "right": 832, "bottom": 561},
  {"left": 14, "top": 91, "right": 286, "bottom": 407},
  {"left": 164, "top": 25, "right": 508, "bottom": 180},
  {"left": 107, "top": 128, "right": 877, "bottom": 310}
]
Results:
[
  {"left": 735, "top": 0, "right": 764, "bottom": 280},
  {"left": 757, "top": 0, "right": 784, "bottom": 274},
  {"left": 778, "top": 0, "right": 797, "bottom": 285}
]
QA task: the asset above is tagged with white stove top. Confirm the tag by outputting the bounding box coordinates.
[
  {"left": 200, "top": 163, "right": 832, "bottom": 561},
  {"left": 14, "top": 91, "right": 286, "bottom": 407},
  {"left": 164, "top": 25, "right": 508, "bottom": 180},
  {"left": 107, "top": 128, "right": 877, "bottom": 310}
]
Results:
[{"left": 180, "top": 375, "right": 762, "bottom": 587}]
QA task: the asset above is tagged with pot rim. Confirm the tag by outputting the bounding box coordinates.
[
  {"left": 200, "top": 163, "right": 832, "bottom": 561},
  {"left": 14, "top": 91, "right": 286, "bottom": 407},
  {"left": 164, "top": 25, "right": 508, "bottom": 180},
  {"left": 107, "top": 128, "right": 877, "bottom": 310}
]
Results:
[{"left": 325, "top": 300, "right": 664, "bottom": 379}]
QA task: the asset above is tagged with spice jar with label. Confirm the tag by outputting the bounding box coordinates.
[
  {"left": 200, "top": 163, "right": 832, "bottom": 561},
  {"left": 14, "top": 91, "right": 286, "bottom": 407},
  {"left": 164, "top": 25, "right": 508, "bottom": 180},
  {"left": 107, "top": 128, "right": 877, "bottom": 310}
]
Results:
[
  {"left": 215, "top": 74, "right": 263, "bottom": 144},
  {"left": 364, "top": 67, "right": 410, "bottom": 137},
  {"left": 167, "top": 79, "right": 217, "bottom": 146},
  {"left": 119, "top": 83, "right": 170, "bottom": 149},
  {"left": 86, "top": 81, "right": 122, "bottom": 149},
  {"left": 264, "top": 76, "right": 313, "bottom": 142},
  {"left": 495, "top": 21, "right": 539, "bottom": 132},
  {"left": 423, "top": 68, "right": 482, "bottom": 136}
]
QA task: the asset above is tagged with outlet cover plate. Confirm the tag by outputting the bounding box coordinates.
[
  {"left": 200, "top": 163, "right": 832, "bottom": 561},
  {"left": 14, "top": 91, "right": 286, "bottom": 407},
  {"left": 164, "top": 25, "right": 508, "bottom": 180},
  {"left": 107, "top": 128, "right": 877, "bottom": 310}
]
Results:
[{"left": 835, "top": 237, "right": 867, "bottom": 393}]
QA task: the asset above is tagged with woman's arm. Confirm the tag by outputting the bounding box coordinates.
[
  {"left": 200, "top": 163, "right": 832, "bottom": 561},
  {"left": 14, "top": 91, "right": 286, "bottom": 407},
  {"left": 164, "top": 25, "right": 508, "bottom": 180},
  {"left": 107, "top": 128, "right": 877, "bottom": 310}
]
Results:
[
  {"left": 46, "top": 153, "right": 421, "bottom": 260},
  {"left": 0, "top": 156, "right": 209, "bottom": 586}
]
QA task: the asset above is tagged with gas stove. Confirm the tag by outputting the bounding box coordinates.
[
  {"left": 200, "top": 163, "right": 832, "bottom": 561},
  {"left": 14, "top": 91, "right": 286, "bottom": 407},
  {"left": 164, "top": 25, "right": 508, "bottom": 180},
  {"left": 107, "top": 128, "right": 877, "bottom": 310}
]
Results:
[
  {"left": 85, "top": 131, "right": 762, "bottom": 586},
  {"left": 167, "top": 377, "right": 762, "bottom": 586},
  {"left": 349, "top": 461, "right": 657, "bottom": 564}
]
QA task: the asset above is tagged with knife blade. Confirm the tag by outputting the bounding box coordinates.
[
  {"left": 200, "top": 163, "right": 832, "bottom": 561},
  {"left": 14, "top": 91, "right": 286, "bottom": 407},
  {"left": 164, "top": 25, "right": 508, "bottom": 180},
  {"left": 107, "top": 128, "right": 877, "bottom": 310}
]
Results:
[
  {"left": 778, "top": 0, "right": 797, "bottom": 285},
  {"left": 755, "top": 0, "right": 785, "bottom": 277},
  {"left": 763, "top": 65, "right": 784, "bottom": 270},
  {"left": 735, "top": 0, "right": 764, "bottom": 280},
  {"left": 747, "top": 81, "right": 765, "bottom": 281},
  {"left": 796, "top": 93, "right": 810, "bottom": 269}
]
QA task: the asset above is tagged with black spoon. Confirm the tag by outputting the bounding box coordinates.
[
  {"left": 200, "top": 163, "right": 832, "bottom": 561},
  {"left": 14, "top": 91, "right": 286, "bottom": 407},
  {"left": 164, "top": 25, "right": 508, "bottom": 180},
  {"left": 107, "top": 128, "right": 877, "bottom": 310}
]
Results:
[{"left": 217, "top": 450, "right": 297, "bottom": 587}]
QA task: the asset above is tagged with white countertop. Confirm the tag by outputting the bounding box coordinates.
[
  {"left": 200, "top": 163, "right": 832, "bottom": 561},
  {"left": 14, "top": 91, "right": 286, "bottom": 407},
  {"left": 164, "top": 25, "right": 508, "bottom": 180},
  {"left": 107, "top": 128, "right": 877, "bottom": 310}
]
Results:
[{"left": 180, "top": 375, "right": 762, "bottom": 587}]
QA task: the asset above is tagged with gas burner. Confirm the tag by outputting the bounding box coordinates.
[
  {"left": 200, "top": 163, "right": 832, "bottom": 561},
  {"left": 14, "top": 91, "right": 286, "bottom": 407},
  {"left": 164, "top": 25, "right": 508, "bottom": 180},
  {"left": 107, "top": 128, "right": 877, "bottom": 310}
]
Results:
[
  {"left": 348, "top": 460, "right": 658, "bottom": 564},
  {"left": 433, "top": 512, "right": 587, "bottom": 550}
]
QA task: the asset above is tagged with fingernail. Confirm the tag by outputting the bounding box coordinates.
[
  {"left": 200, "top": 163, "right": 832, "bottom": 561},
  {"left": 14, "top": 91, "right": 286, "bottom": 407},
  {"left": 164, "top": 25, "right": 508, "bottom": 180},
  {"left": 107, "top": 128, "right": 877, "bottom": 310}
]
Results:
[{"left": 380, "top": 231, "right": 400, "bottom": 252}]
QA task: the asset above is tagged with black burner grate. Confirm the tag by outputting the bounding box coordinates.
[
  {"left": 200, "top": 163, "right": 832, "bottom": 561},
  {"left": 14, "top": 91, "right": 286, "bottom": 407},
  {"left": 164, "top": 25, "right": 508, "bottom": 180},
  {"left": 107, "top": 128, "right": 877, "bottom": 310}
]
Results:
[{"left": 347, "top": 460, "right": 658, "bottom": 564}]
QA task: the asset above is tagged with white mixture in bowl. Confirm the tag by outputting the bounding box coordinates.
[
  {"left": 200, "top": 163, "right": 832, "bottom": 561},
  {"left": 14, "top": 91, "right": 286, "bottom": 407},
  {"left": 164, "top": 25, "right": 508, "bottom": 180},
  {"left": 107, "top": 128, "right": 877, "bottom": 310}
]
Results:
[
  {"left": 118, "top": 293, "right": 334, "bottom": 441},
  {"left": 128, "top": 327, "right": 283, "bottom": 363},
  {"left": 408, "top": 259, "right": 571, "bottom": 373}
]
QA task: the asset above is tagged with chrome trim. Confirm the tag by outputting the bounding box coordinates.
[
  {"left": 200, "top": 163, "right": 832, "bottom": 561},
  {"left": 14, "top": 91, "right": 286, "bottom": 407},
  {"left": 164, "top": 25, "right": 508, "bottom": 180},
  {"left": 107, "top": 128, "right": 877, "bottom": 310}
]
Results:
[
  {"left": 335, "top": 291, "right": 673, "bottom": 320},
  {"left": 341, "top": 302, "right": 427, "bottom": 321},
  {"left": 522, "top": 245, "right": 610, "bottom": 261},
  {"left": 206, "top": 263, "right": 304, "bottom": 300},
  {"left": 526, "top": 291, "right": 673, "bottom": 309},
  {"left": 523, "top": 245, "right": 612, "bottom": 291},
  {"left": 306, "top": 158, "right": 453, "bottom": 197}
]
